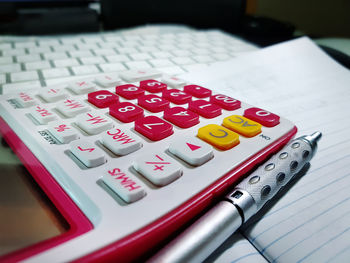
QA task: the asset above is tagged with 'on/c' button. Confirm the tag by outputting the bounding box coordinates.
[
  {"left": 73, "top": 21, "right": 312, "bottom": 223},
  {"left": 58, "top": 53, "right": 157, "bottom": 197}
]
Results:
[{"left": 197, "top": 124, "right": 240, "bottom": 150}]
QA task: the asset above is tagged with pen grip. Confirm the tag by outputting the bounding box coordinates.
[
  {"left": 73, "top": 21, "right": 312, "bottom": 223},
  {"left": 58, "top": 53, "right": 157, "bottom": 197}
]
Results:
[{"left": 228, "top": 137, "right": 313, "bottom": 220}]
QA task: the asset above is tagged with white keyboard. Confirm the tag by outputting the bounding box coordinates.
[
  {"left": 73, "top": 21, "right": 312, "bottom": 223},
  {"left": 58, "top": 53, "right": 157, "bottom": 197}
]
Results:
[
  {"left": 0, "top": 67, "right": 297, "bottom": 262},
  {"left": 0, "top": 26, "right": 258, "bottom": 94}
]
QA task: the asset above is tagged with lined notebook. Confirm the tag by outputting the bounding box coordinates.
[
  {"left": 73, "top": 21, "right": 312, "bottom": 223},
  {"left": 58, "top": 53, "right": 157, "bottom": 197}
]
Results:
[{"left": 180, "top": 37, "right": 350, "bottom": 263}]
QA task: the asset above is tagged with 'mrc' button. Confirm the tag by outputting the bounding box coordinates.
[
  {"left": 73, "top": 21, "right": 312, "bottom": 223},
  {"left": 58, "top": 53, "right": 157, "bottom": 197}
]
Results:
[{"left": 244, "top": 107, "right": 280, "bottom": 127}]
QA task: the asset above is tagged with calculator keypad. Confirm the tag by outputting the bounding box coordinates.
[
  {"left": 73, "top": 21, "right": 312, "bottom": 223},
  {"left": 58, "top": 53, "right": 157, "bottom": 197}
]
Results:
[{"left": 9, "top": 75, "right": 285, "bottom": 204}]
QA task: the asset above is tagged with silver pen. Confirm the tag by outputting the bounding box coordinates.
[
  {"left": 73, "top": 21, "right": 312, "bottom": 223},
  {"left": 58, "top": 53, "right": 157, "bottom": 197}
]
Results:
[{"left": 149, "top": 132, "right": 322, "bottom": 263}]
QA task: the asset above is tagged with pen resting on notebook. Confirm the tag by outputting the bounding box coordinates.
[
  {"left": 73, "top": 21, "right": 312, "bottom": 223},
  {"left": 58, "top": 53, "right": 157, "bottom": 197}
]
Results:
[{"left": 149, "top": 132, "right": 322, "bottom": 263}]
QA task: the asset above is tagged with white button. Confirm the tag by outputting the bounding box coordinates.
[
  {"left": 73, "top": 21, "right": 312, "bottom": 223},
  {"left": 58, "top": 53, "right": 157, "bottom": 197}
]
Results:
[
  {"left": 38, "top": 87, "right": 68, "bottom": 103},
  {"left": 76, "top": 111, "right": 113, "bottom": 135},
  {"left": 119, "top": 69, "right": 161, "bottom": 82},
  {"left": 47, "top": 121, "right": 79, "bottom": 144},
  {"left": 169, "top": 137, "right": 213, "bottom": 166},
  {"left": 102, "top": 166, "right": 146, "bottom": 203},
  {"left": 53, "top": 58, "right": 80, "bottom": 68},
  {"left": 129, "top": 52, "right": 152, "bottom": 61},
  {"left": 13, "top": 92, "right": 37, "bottom": 107},
  {"left": 148, "top": 59, "right": 174, "bottom": 68},
  {"left": 124, "top": 61, "right": 152, "bottom": 70},
  {"left": 161, "top": 75, "right": 187, "bottom": 89},
  {"left": 102, "top": 128, "right": 142, "bottom": 155},
  {"left": 10, "top": 71, "right": 39, "bottom": 82},
  {"left": 80, "top": 56, "right": 105, "bottom": 65},
  {"left": 71, "top": 65, "right": 99, "bottom": 76},
  {"left": 3, "top": 81, "right": 41, "bottom": 94},
  {"left": 69, "top": 50, "right": 93, "bottom": 58},
  {"left": 99, "top": 63, "right": 126, "bottom": 73},
  {"left": 30, "top": 105, "right": 57, "bottom": 124},
  {"left": 25, "top": 61, "right": 51, "bottom": 70},
  {"left": 70, "top": 139, "right": 106, "bottom": 168},
  {"left": 68, "top": 80, "right": 97, "bottom": 94},
  {"left": 56, "top": 99, "right": 90, "bottom": 117},
  {"left": 105, "top": 54, "right": 131, "bottom": 63},
  {"left": 43, "top": 52, "right": 68, "bottom": 60},
  {"left": 0, "top": 64, "right": 21, "bottom": 73},
  {"left": 171, "top": 57, "right": 195, "bottom": 65},
  {"left": 42, "top": 68, "right": 70, "bottom": 79},
  {"left": 94, "top": 74, "right": 121, "bottom": 87},
  {"left": 16, "top": 54, "right": 41, "bottom": 63},
  {"left": 132, "top": 153, "right": 182, "bottom": 186}
]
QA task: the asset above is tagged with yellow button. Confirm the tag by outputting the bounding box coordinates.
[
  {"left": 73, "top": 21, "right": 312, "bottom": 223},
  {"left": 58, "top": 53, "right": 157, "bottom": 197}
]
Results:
[
  {"left": 222, "top": 115, "right": 261, "bottom": 137},
  {"left": 197, "top": 124, "right": 239, "bottom": 150}
]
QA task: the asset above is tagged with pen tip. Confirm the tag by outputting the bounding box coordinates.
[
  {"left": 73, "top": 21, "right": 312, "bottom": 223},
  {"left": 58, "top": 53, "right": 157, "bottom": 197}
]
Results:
[{"left": 310, "top": 131, "right": 322, "bottom": 143}]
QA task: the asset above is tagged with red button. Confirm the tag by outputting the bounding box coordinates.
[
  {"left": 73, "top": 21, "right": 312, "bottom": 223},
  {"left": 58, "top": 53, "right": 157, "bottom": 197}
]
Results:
[
  {"left": 115, "top": 84, "right": 145, "bottom": 100},
  {"left": 88, "top": 90, "right": 118, "bottom": 108},
  {"left": 162, "top": 89, "right": 192, "bottom": 105},
  {"left": 135, "top": 116, "right": 173, "bottom": 141},
  {"left": 210, "top": 94, "right": 241, "bottom": 110},
  {"left": 188, "top": 100, "right": 222, "bottom": 118},
  {"left": 138, "top": 94, "right": 170, "bottom": 113},
  {"left": 184, "top": 85, "right": 211, "bottom": 98},
  {"left": 139, "top": 79, "right": 167, "bottom": 93},
  {"left": 109, "top": 102, "right": 144, "bottom": 123},
  {"left": 244, "top": 107, "right": 280, "bottom": 127},
  {"left": 163, "top": 107, "right": 199, "bottom": 128}
]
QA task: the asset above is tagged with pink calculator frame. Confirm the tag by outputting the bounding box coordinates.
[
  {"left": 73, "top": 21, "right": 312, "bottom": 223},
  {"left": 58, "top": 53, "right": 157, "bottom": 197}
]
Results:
[{"left": 0, "top": 116, "right": 297, "bottom": 262}]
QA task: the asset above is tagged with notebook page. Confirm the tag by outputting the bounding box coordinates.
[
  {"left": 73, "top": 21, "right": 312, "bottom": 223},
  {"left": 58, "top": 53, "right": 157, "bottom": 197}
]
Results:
[{"left": 180, "top": 37, "right": 350, "bottom": 262}]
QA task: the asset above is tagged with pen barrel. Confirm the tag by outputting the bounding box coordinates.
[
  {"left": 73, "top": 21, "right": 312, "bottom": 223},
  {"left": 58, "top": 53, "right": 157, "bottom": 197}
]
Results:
[
  {"left": 148, "top": 201, "right": 242, "bottom": 263},
  {"left": 227, "top": 136, "right": 314, "bottom": 221}
]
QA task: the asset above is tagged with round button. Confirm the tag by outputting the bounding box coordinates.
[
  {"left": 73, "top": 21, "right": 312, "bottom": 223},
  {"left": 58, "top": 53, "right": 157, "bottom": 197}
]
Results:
[
  {"left": 292, "top": 142, "right": 300, "bottom": 149},
  {"left": 290, "top": 161, "right": 298, "bottom": 171},
  {"left": 249, "top": 175, "right": 260, "bottom": 184},
  {"left": 303, "top": 150, "right": 310, "bottom": 159},
  {"left": 261, "top": 185, "right": 271, "bottom": 197},
  {"left": 265, "top": 163, "right": 275, "bottom": 171},
  {"left": 276, "top": 172, "right": 286, "bottom": 183},
  {"left": 279, "top": 152, "right": 288, "bottom": 159}
]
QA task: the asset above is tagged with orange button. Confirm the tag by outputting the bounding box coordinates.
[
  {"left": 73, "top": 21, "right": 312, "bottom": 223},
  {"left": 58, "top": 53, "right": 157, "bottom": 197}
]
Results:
[
  {"left": 197, "top": 124, "right": 239, "bottom": 150},
  {"left": 222, "top": 115, "right": 261, "bottom": 137}
]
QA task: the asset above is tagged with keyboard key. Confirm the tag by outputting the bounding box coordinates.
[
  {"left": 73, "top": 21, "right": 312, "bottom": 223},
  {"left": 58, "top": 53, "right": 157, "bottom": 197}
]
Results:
[
  {"left": 38, "top": 88, "right": 68, "bottom": 103},
  {"left": 171, "top": 57, "right": 195, "bottom": 65},
  {"left": 132, "top": 153, "right": 182, "bottom": 186},
  {"left": 16, "top": 54, "right": 41, "bottom": 63},
  {"left": 102, "top": 167, "right": 146, "bottom": 203},
  {"left": 115, "top": 84, "right": 145, "bottom": 100},
  {"left": 54, "top": 58, "right": 80, "bottom": 68},
  {"left": 188, "top": 100, "right": 222, "bottom": 118},
  {"left": 0, "top": 57, "right": 13, "bottom": 64},
  {"left": 129, "top": 53, "right": 152, "bottom": 61},
  {"left": 139, "top": 79, "right": 167, "bottom": 93},
  {"left": 184, "top": 85, "right": 212, "bottom": 98},
  {"left": 138, "top": 94, "right": 170, "bottom": 113},
  {"left": 109, "top": 101, "right": 143, "bottom": 123},
  {"left": 76, "top": 111, "right": 113, "bottom": 135},
  {"left": 0, "top": 74, "right": 5, "bottom": 84},
  {"left": 210, "top": 94, "right": 241, "bottom": 110},
  {"left": 148, "top": 59, "right": 174, "bottom": 68},
  {"left": 70, "top": 139, "right": 106, "bottom": 168},
  {"left": 68, "top": 80, "right": 97, "bottom": 95},
  {"left": 135, "top": 116, "right": 173, "bottom": 141},
  {"left": 99, "top": 62, "right": 126, "bottom": 73},
  {"left": 169, "top": 137, "right": 213, "bottom": 166},
  {"left": 3, "top": 81, "right": 41, "bottom": 94},
  {"left": 151, "top": 51, "right": 173, "bottom": 59},
  {"left": 25, "top": 61, "right": 51, "bottom": 70},
  {"left": 56, "top": 99, "right": 90, "bottom": 117},
  {"left": 162, "top": 89, "right": 192, "bottom": 105},
  {"left": 163, "top": 107, "right": 199, "bottom": 128},
  {"left": 10, "top": 71, "right": 39, "bottom": 82},
  {"left": 125, "top": 61, "right": 152, "bottom": 69},
  {"left": 80, "top": 56, "right": 105, "bottom": 65},
  {"left": 69, "top": 50, "right": 93, "bottom": 58},
  {"left": 93, "top": 49, "right": 116, "bottom": 56},
  {"left": 244, "top": 107, "right": 280, "bottom": 127},
  {"left": 47, "top": 121, "right": 79, "bottom": 143},
  {"left": 43, "top": 52, "right": 68, "bottom": 60},
  {"left": 197, "top": 124, "right": 240, "bottom": 150},
  {"left": 101, "top": 128, "right": 142, "bottom": 155},
  {"left": 71, "top": 65, "right": 100, "bottom": 76},
  {"left": 119, "top": 69, "right": 162, "bottom": 82},
  {"left": 0, "top": 64, "right": 21, "bottom": 73},
  {"left": 88, "top": 90, "right": 118, "bottom": 108},
  {"left": 13, "top": 92, "right": 37, "bottom": 107},
  {"left": 222, "top": 115, "right": 262, "bottom": 137},
  {"left": 105, "top": 54, "right": 131, "bottom": 63},
  {"left": 3, "top": 49, "right": 25, "bottom": 56},
  {"left": 42, "top": 68, "right": 70, "bottom": 79},
  {"left": 30, "top": 105, "right": 57, "bottom": 124}
]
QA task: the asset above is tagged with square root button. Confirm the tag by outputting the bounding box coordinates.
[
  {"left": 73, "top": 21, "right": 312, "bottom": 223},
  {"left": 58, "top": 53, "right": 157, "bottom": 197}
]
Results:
[
  {"left": 169, "top": 137, "right": 213, "bottom": 166},
  {"left": 132, "top": 153, "right": 182, "bottom": 186}
]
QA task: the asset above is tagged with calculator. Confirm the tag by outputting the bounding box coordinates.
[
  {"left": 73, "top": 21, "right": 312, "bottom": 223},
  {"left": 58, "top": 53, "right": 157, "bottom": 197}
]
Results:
[{"left": 0, "top": 69, "right": 297, "bottom": 262}]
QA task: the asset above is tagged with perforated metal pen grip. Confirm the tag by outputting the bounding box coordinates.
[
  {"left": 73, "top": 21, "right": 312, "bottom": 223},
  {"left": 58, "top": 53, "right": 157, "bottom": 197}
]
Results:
[{"left": 226, "top": 134, "right": 319, "bottom": 221}]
